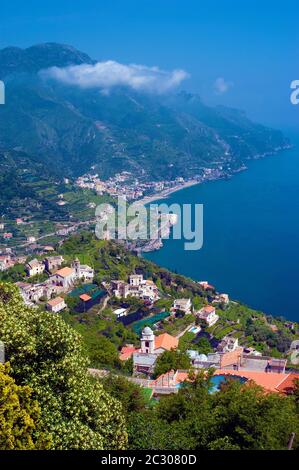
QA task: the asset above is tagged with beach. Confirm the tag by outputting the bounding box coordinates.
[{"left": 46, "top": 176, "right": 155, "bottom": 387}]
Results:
[{"left": 136, "top": 179, "right": 201, "bottom": 206}]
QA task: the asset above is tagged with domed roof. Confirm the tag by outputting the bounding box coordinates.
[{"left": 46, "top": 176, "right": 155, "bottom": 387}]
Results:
[{"left": 142, "top": 326, "right": 153, "bottom": 335}]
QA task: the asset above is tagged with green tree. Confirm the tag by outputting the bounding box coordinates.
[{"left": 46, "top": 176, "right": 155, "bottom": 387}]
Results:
[
  {"left": 0, "top": 282, "right": 127, "bottom": 450},
  {"left": 153, "top": 349, "right": 191, "bottom": 378},
  {"left": 195, "top": 337, "right": 213, "bottom": 354},
  {"left": 101, "top": 375, "right": 146, "bottom": 416},
  {"left": 210, "top": 380, "right": 299, "bottom": 450},
  {"left": 128, "top": 372, "right": 299, "bottom": 450},
  {"left": 0, "top": 363, "right": 51, "bottom": 450}
]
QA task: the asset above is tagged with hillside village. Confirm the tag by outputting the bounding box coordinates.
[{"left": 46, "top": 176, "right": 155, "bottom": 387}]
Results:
[{"left": 1, "top": 233, "right": 298, "bottom": 400}]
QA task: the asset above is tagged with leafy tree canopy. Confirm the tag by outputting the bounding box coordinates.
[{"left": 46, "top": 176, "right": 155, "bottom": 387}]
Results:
[{"left": 0, "top": 282, "right": 127, "bottom": 450}]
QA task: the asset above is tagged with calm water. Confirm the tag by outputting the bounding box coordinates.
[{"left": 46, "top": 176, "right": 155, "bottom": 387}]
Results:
[{"left": 144, "top": 134, "right": 299, "bottom": 320}]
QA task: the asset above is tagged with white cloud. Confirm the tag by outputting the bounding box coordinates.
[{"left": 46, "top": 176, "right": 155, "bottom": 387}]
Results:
[
  {"left": 214, "top": 77, "right": 234, "bottom": 95},
  {"left": 40, "top": 60, "right": 189, "bottom": 94}
]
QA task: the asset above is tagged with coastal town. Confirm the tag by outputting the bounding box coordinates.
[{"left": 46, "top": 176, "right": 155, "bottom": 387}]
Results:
[
  {"left": 75, "top": 167, "right": 231, "bottom": 202},
  {"left": 0, "top": 164, "right": 228, "bottom": 256},
  {"left": 1, "top": 236, "right": 298, "bottom": 402}
]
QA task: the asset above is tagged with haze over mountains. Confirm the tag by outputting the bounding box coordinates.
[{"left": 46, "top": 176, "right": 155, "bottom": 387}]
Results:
[{"left": 0, "top": 43, "right": 288, "bottom": 181}]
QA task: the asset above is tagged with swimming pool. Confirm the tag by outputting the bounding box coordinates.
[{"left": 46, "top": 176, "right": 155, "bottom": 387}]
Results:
[
  {"left": 188, "top": 326, "right": 201, "bottom": 334},
  {"left": 210, "top": 374, "right": 247, "bottom": 393}
]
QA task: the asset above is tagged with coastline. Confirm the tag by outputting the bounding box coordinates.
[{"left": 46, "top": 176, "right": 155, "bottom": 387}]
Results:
[
  {"left": 137, "top": 179, "right": 201, "bottom": 206},
  {"left": 142, "top": 141, "right": 299, "bottom": 320},
  {"left": 135, "top": 144, "right": 293, "bottom": 208}
]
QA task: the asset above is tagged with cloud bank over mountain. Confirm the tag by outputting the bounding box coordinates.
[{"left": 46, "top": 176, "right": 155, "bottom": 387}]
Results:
[{"left": 40, "top": 60, "right": 189, "bottom": 93}]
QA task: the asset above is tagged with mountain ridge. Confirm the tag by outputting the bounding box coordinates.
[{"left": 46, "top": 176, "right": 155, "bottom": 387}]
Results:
[{"left": 0, "top": 43, "right": 288, "bottom": 180}]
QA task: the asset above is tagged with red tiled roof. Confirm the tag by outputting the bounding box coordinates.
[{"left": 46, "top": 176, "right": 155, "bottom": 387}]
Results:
[
  {"left": 215, "top": 369, "right": 298, "bottom": 393},
  {"left": 55, "top": 267, "right": 74, "bottom": 278},
  {"left": 47, "top": 296, "right": 65, "bottom": 307},
  {"left": 80, "top": 294, "right": 92, "bottom": 302},
  {"left": 203, "top": 305, "right": 215, "bottom": 313},
  {"left": 119, "top": 346, "right": 138, "bottom": 361},
  {"left": 276, "top": 373, "right": 299, "bottom": 394},
  {"left": 155, "top": 333, "right": 178, "bottom": 351}
]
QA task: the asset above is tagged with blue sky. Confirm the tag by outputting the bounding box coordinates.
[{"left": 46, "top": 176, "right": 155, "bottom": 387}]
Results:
[{"left": 1, "top": 0, "right": 298, "bottom": 129}]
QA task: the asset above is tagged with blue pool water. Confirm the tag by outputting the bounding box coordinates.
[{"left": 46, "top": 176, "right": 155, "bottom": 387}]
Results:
[{"left": 210, "top": 374, "right": 247, "bottom": 393}]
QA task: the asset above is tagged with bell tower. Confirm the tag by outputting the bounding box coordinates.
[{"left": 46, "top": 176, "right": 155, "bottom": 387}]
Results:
[
  {"left": 141, "top": 327, "right": 155, "bottom": 354},
  {"left": 72, "top": 257, "right": 81, "bottom": 278}
]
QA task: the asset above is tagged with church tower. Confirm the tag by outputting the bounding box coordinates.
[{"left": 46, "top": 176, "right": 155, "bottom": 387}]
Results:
[
  {"left": 72, "top": 257, "right": 81, "bottom": 278},
  {"left": 141, "top": 326, "right": 155, "bottom": 354}
]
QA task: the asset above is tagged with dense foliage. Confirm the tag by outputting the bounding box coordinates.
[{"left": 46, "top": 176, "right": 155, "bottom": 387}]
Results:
[
  {"left": 0, "top": 363, "right": 50, "bottom": 450},
  {"left": 106, "top": 373, "right": 299, "bottom": 450},
  {"left": 153, "top": 350, "right": 191, "bottom": 378},
  {"left": 0, "top": 282, "right": 127, "bottom": 450}
]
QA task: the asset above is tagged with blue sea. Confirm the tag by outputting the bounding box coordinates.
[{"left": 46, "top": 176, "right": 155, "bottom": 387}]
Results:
[{"left": 144, "top": 133, "right": 299, "bottom": 320}]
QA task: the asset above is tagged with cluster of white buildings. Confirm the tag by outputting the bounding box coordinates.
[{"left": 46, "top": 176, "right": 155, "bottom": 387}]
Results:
[
  {"left": 111, "top": 274, "right": 160, "bottom": 303},
  {"left": 26, "top": 255, "right": 68, "bottom": 277},
  {"left": 16, "top": 257, "right": 94, "bottom": 311},
  {"left": 76, "top": 171, "right": 197, "bottom": 202}
]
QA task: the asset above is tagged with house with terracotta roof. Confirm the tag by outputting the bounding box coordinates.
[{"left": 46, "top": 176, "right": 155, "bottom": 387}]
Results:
[
  {"left": 216, "top": 369, "right": 299, "bottom": 395},
  {"left": 198, "top": 281, "right": 214, "bottom": 291},
  {"left": 50, "top": 266, "right": 76, "bottom": 290},
  {"left": 154, "top": 333, "right": 179, "bottom": 354},
  {"left": 46, "top": 296, "right": 66, "bottom": 313},
  {"left": 3, "top": 232, "right": 13, "bottom": 239},
  {"left": 80, "top": 293, "right": 92, "bottom": 302},
  {"left": 119, "top": 345, "right": 139, "bottom": 361},
  {"left": 197, "top": 305, "right": 219, "bottom": 326}
]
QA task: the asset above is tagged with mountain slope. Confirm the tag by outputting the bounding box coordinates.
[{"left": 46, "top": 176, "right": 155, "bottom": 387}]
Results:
[{"left": 0, "top": 43, "right": 288, "bottom": 180}]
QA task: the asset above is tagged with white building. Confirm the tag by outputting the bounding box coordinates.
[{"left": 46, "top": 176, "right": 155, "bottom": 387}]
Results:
[
  {"left": 172, "top": 298, "right": 192, "bottom": 314},
  {"left": 72, "top": 258, "right": 94, "bottom": 282},
  {"left": 111, "top": 275, "right": 159, "bottom": 302},
  {"left": 197, "top": 305, "right": 219, "bottom": 326},
  {"left": 26, "top": 259, "right": 45, "bottom": 277},
  {"left": 46, "top": 296, "right": 67, "bottom": 313},
  {"left": 111, "top": 280, "right": 130, "bottom": 299},
  {"left": 129, "top": 274, "right": 144, "bottom": 287},
  {"left": 113, "top": 307, "right": 128, "bottom": 319},
  {"left": 141, "top": 326, "right": 156, "bottom": 354},
  {"left": 50, "top": 267, "right": 76, "bottom": 290},
  {"left": 15, "top": 282, "right": 44, "bottom": 304}
]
